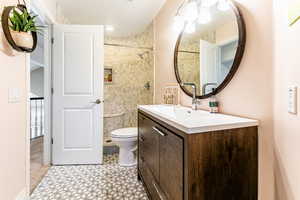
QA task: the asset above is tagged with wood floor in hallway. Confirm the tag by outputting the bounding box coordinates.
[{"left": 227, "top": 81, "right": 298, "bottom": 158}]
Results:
[{"left": 30, "top": 137, "right": 50, "bottom": 194}]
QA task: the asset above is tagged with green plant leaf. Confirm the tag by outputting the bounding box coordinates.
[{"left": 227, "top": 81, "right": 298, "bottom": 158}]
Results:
[
  {"left": 8, "top": 8, "right": 39, "bottom": 33},
  {"left": 16, "top": 23, "right": 20, "bottom": 32},
  {"left": 24, "top": 19, "right": 33, "bottom": 31},
  {"left": 9, "top": 25, "right": 16, "bottom": 31}
]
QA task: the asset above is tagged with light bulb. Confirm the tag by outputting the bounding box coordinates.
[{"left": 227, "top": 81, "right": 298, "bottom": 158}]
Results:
[
  {"left": 218, "top": 0, "right": 230, "bottom": 11},
  {"left": 173, "top": 15, "right": 185, "bottom": 32},
  {"left": 183, "top": 1, "right": 198, "bottom": 21},
  {"left": 201, "top": 0, "right": 218, "bottom": 8},
  {"left": 185, "top": 22, "right": 196, "bottom": 34},
  {"left": 198, "top": 7, "right": 211, "bottom": 24}
]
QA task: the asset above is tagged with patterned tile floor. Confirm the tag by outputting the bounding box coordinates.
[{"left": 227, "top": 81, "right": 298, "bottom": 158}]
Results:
[{"left": 30, "top": 154, "right": 148, "bottom": 200}]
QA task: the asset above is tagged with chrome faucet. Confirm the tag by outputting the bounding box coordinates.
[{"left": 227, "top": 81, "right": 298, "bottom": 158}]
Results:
[
  {"left": 202, "top": 82, "right": 218, "bottom": 95},
  {"left": 181, "top": 82, "right": 199, "bottom": 110}
]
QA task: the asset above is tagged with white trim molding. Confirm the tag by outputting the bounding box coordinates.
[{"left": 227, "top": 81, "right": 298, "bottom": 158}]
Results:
[{"left": 25, "top": 0, "right": 54, "bottom": 196}]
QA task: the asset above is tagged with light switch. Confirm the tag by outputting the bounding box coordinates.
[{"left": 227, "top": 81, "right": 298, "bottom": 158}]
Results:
[
  {"left": 288, "top": 86, "right": 297, "bottom": 114},
  {"left": 8, "top": 88, "right": 21, "bottom": 103}
]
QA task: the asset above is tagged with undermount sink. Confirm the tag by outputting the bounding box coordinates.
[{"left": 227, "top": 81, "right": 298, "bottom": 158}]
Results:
[{"left": 138, "top": 104, "right": 259, "bottom": 134}]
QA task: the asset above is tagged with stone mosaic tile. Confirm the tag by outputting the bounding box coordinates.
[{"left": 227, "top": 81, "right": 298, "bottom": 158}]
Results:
[{"left": 30, "top": 154, "right": 148, "bottom": 200}]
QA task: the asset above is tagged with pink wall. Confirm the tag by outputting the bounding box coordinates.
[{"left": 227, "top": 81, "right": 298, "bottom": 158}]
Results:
[
  {"left": 2, "top": 0, "right": 299, "bottom": 199},
  {"left": 0, "top": 1, "right": 28, "bottom": 199},
  {"left": 154, "top": 0, "right": 274, "bottom": 199},
  {"left": 0, "top": 1, "right": 68, "bottom": 198},
  {"left": 273, "top": 0, "right": 300, "bottom": 199}
]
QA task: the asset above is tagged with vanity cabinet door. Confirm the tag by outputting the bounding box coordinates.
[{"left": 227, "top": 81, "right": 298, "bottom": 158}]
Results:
[
  {"left": 153, "top": 125, "right": 184, "bottom": 200},
  {"left": 138, "top": 114, "right": 160, "bottom": 182},
  {"left": 139, "top": 156, "right": 161, "bottom": 200}
]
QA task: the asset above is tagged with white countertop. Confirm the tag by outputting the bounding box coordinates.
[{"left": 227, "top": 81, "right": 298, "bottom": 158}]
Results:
[{"left": 138, "top": 105, "right": 259, "bottom": 134}]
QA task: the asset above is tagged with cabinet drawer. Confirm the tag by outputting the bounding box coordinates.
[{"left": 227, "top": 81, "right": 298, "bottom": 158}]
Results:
[{"left": 139, "top": 157, "right": 166, "bottom": 200}]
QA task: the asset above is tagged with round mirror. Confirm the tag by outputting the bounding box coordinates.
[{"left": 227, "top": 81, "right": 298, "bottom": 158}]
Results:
[{"left": 174, "top": 1, "right": 245, "bottom": 99}]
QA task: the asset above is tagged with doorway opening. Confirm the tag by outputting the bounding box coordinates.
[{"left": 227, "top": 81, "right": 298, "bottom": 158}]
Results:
[{"left": 29, "top": 7, "right": 52, "bottom": 193}]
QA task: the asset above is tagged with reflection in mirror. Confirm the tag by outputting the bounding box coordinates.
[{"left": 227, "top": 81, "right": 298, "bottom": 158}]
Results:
[{"left": 175, "top": 2, "right": 243, "bottom": 97}]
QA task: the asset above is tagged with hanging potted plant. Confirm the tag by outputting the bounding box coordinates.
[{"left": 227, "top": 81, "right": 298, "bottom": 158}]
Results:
[
  {"left": 1, "top": 1, "right": 39, "bottom": 52},
  {"left": 8, "top": 7, "right": 38, "bottom": 49}
]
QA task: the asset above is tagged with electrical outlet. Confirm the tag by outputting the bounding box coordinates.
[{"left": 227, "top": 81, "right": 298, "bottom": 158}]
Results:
[{"left": 288, "top": 86, "right": 297, "bottom": 114}]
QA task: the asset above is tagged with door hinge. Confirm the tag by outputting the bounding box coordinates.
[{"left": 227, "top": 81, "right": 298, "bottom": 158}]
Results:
[
  {"left": 51, "top": 138, "right": 54, "bottom": 144},
  {"left": 51, "top": 37, "right": 54, "bottom": 44},
  {"left": 51, "top": 88, "right": 54, "bottom": 94}
]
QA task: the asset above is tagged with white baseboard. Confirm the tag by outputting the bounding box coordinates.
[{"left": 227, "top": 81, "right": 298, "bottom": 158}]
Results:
[{"left": 15, "top": 188, "right": 29, "bottom": 200}]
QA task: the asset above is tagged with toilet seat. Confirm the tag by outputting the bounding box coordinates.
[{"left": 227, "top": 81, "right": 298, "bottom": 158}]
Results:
[{"left": 111, "top": 127, "right": 138, "bottom": 139}]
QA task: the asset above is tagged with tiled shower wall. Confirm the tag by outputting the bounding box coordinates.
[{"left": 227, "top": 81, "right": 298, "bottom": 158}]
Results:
[{"left": 103, "top": 25, "right": 154, "bottom": 144}]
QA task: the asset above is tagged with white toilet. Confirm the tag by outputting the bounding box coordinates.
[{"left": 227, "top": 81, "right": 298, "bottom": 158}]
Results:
[{"left": 111, "top": 127, "right": 138, "bottom": 167}]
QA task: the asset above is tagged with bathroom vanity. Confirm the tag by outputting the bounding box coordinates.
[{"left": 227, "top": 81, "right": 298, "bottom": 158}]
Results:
[
  {"left": 138, "top": 0, "right": 253, "bottom": 199},
  {"left": 137, "top": 105, "right": 258, "bottom": 200}
]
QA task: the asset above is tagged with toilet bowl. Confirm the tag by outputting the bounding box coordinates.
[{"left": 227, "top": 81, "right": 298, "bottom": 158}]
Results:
[{"left": 111, "top": 127, "right": 138, "bottom": 167}]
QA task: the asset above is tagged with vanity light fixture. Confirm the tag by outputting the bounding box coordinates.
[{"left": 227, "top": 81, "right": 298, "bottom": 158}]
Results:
[
  {"left": 173, "top": 15, "right": 185, "bottom": 31},
  {"left": 105, "top": 25, "right": 115, "bottom": 32},
  {"left": 201, "top": 0, "right": 218, "bottom": 7},
  {"left": 183, "top": 0, "right": 198, "bottom": 22},
  {"left": 217, "top": 0, "right": 230, "bottom": 11},
  {"left": 173, "top": 0, "right": 229, "bottom": 33},
  {"left": 185, "top": 22, "right": 196, "bottom": 33},
  {"left": 198, "top": 7, "right": 211, "bottom": 24}
]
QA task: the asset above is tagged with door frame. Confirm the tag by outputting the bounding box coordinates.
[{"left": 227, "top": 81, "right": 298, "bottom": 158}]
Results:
[
  {"left": 25, "top": 0, "right": 55, "bottom": 195},
  {"left": 30, "top": 3, "right": 53, "bottom": 166}
]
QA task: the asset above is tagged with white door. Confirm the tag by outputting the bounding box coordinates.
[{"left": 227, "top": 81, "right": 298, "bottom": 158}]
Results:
[
  {"left": 52, "top": 25, "right": 104, "bottom": 165},
  {"left": 200, "top": 40, "right": 219, "bottom": 94}
]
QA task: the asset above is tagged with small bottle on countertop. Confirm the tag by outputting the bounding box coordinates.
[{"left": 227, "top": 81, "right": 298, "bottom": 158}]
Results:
[{"left": 209, "top": 89, "right": 219, "bottom": 113}]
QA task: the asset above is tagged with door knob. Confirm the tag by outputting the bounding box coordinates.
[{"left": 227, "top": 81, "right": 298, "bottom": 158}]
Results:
[{"left": 90, "top": 99, "right": 102, "bottom": 104}]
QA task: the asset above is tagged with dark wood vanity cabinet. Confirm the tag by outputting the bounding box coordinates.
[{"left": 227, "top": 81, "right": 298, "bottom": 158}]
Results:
[
  {"left": 138, "top": 113, "right": 183, "bottom": 200},
  {"left": 138, "top": 110, "right": 258, "bottom": 200}
]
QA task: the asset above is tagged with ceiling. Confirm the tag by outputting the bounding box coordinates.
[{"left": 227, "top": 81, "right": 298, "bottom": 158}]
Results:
[{"left": 57, "top": 0, "right": 166, "bottom": 37}]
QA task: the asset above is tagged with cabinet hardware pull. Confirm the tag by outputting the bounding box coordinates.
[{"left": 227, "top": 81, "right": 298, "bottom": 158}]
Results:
[
  {"left": 152, "top": 126, "right": 167, "bottom": 137},
  {"left": 153, "top": 181, "right": 165, "bottom": 200}
]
